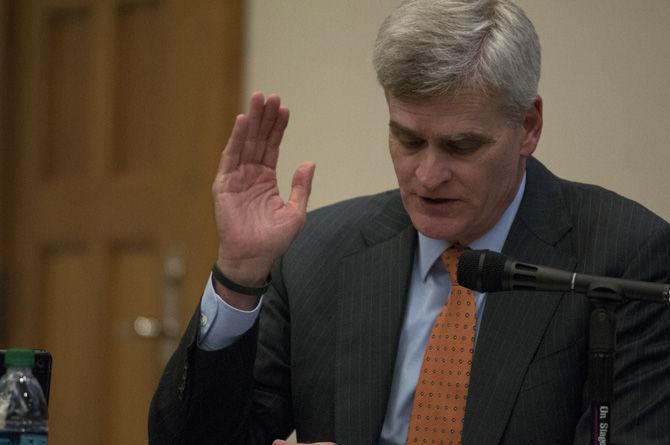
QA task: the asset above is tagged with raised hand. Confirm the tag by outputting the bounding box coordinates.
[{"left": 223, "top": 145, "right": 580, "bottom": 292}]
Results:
[{"left": 212, "top": 92, "right": 315, "bottom": 300}]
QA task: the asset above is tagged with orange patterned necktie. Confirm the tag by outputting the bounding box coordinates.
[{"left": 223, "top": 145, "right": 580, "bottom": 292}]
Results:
[{"left": 406, "top": 246, "right": 476, "bottom": 445}]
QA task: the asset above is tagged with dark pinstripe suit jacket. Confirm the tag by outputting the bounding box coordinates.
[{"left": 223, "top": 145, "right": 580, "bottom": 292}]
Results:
[{"left": 149, "top": 157, "right": 670, "bottom": 444}]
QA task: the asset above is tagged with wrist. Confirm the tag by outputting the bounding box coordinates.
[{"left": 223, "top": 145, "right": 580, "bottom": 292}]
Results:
[
  {"left": 217, "top": 246, "right": 274, "bottom": 286},
  {"left": 212, "top": 262, "right": 270, "bottom": 296},
  {"left": 211, "top": 277, "right": 261, "bottom": 311}
]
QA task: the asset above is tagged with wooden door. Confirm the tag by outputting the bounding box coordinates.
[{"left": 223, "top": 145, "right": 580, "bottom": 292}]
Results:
[{"left": 4, "top": 1, "right": 242, "bottom": 443}]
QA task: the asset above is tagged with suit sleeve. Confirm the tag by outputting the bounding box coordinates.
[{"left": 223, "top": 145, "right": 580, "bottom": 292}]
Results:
[
  {"left": 148, "top": 258, "right": 295, "bottom": 445},
  {"left": 572, "top": 221, "right": 670, "bottom": 444}
]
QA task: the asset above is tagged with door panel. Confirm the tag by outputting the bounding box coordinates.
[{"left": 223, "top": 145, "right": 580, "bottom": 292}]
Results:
[
  {"left": 114, "top": 1, "right": 170, "bottom": 173},
  {"left": 107, "top": 244, "right": 163, "bottom": 445},
  {"left": 45, "top": 5, "right": 94, "bottom": 179},
  {"left": 42, "top": 245, "right": 102, "bottom": 445}
]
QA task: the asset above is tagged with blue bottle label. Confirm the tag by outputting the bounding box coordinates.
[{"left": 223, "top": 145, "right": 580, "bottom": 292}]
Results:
[
  {"left": 0, "top": 433, "right": 47, "bottom": 445},
  {"left": 20, "top": 434, "right": 47, "bottom": 445},
  {"left": 0, "top": 432, "right": 15, "bottom": 445}
]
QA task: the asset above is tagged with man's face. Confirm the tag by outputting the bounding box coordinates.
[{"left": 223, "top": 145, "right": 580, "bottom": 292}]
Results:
[{"left": 387, "top": 93, "right": 542, "bottom": 245}]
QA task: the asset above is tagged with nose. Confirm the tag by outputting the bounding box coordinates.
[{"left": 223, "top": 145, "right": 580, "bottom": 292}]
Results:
[{"left": 415, "top": 147, "right": 452, "bottom": 190}]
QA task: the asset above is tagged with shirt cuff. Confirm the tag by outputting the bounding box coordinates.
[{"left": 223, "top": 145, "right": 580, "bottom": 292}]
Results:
[{"left": 198, "top": 272, "right": 263, "bottom": 350}]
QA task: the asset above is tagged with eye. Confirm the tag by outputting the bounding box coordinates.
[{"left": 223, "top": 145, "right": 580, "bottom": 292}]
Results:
[
  {"left": 402, "top": 138, "right": 426, "bottom": 150},
  {"left": 448, "top": 142, "right": 482, "bottom": 155},
  {"left": 389, "top": 125, "right": 426, "bottom": 151},
  {"left": 442, "top": 137, "right": 492, "bottom": 156}
]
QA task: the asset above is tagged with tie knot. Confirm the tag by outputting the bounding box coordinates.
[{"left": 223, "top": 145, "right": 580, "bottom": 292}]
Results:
[{"left": 441, "top": 246, "right": 463, "bottom": 284}]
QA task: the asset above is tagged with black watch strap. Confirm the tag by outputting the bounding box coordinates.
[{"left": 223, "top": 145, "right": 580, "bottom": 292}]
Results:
[{"left": 211, "top": 262, "right": 271, "bottom": 296}]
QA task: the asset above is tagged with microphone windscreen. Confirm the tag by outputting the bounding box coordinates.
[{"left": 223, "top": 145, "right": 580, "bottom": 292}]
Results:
[{"left": 457, "top": 249, "right": 507, "bottom": 292}]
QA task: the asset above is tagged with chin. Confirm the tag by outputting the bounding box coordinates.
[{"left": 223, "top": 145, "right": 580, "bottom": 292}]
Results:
[
  {"left": 402, "top": 196, "right": 472, "bottom": 241},
  {"left": 411, "top": 216, "right": 464, "bottom": 242}
]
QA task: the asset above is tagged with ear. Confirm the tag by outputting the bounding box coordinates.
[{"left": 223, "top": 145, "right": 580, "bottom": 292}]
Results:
[{"left": 519, "top": 95, "right": 543, "bottom": 157}]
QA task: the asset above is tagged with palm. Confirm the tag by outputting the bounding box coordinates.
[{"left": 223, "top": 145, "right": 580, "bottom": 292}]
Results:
[
  {"left": 213, "top": 93, "right": 315, "bottom": 282},
  {"left": 216, "top": 164, "right": 304, "bottom": 260}
]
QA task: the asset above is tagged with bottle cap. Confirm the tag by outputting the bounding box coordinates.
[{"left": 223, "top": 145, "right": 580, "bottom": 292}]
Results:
[{"left": 5, "top": 349, "right": 35, "bottom": 368}]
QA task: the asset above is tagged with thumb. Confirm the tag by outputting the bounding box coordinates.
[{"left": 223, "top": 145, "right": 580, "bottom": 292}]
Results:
[{"left": 288, "top": 162, "right": 316, "bottom": 213}]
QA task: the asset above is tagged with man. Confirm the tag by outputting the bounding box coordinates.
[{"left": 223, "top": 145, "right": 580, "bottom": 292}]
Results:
[{"left": 149, "top": 1, "right": 670, "bottom": 444}]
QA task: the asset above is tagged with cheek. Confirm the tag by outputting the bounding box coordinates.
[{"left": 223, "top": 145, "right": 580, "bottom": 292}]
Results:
[
  {"left": 463, "top": 164, "right": 505, "bottom": 204},
  {"left": 477, "top": 160, "right": 518, "bottom": 206},
  {"left": 390, "top": 151, "right": 415, "bottom": 184}
]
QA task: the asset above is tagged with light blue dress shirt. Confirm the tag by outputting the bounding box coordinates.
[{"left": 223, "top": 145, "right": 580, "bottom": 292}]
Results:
[{"left": 199, "top": 175, "right": 526, "bottom": 443}]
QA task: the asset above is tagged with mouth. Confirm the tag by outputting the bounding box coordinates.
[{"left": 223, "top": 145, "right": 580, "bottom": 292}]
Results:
[{"left": 419, "top": 196, "right": 457, "bottom": 204}]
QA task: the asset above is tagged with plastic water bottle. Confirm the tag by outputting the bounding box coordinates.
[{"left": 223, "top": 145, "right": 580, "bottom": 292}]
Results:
[{"left": 0, "top": 349, "right": 48, "bottom": 445}]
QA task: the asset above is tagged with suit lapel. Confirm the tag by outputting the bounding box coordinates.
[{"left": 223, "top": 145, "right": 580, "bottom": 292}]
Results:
[
  {"left": 334, "top": 194, "right": 416, "bottom": 444},
  {"left": 462, "top": 158, "right": 578, "bottom": 444}
]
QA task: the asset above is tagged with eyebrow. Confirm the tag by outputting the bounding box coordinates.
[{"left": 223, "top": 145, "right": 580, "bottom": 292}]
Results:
[{"left": 388, "top": 120, "right": 495, "bottom": 146}]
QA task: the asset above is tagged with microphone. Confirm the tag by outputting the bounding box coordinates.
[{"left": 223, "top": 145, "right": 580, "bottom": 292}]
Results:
[{"left": 457, "top": 249, "right": 670, "bottom": 304}]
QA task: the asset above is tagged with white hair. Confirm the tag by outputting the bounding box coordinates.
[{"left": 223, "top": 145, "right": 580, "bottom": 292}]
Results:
[{"left": 373, "top": 0, "right": 541, "bottom": 122}]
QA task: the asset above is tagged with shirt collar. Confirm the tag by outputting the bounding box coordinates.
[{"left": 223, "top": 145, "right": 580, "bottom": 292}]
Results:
[{"left": 416, "top": 173, "right": 527, "bottom": 281}]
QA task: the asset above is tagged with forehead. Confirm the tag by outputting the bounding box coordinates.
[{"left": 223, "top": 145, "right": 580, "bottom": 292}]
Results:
[{"left": 386, "top": 92, "right": 507, "bottom": 135}]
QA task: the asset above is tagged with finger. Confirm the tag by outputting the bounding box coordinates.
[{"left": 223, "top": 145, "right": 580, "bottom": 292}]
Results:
[
  {"left": 240, "top": 91, "right": 266, "bottom": 164},
  {"left": 262, "top": 106, "right": 290, "bottom": 169},
  {"left": 218, "top": 114, "right": 249, "bottom": 174},
  {"left": 288, "top": 162, "right": 316, "bottom": 214},
  {"left": 253, "top": 94, "right": 281, "bottom": 163}
]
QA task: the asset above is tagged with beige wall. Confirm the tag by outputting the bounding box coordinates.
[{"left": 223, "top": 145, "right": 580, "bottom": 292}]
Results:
[{"left": 243, "top": 0, "right": 670, "bottom": 221}]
